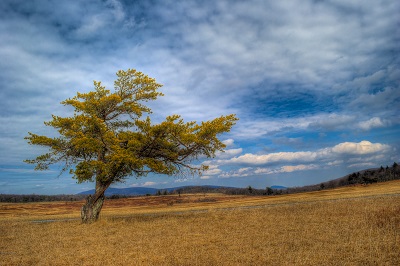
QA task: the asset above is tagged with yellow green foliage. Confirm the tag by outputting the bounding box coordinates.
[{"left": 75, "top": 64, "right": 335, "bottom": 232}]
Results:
[{"left": 25, "top": 69, "right": 238, "bottom": 185}]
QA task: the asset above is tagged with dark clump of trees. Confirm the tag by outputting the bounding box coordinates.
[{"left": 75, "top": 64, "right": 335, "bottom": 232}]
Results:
[
  {"left": 166, "top": 185, "right": 270, "bottom": 196},
  {"left": 344, "top": 162, "right": 399, "bottom": 185},
  {"left": 0, "top": 194, "right": 86, "bottom": 203},
  {"left": 278, "top": 162, "right": 400, "bottom": 195},
  {"left": 107, "top": 194, "right": 129, "bottom": 200},
  {"left": 163, "top": 185, "right": 279, "bottom": 196}
]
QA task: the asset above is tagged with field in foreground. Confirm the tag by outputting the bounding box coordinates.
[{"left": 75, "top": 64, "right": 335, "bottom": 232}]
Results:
[{"left": 1, "top": 181, "right": 400, "bottom": 265}]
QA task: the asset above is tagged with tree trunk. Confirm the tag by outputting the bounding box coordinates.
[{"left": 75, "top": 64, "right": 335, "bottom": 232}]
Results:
[
  {"left": 81, "top": 194, "right": 105, "bottom": 223},
  {"left": 81, "top": 181, "right": 109, "bottom": 223}
]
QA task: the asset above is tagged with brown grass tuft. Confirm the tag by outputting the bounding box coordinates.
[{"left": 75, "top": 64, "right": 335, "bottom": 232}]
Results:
[{"left": 371, "top": 204, "right": 400, "bottom": 229}]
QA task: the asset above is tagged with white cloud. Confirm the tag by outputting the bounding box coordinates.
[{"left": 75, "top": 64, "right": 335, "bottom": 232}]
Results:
[
  {"left": 327, "top": 160, "right": 344, "bottom": 166},
  {"left": 0, "top": 168, "right": 53, "bottom": 174},
  {"left": 216, "top": 141, "right": 391, "bottom": 166},
  {"left": 222, "top": 151, "right": 318, "bottom": 165},
  {"left": 238, "top": 167, "right": 251, "bottom": 173},
  {"left": 254, "top": 168, "right": 271, "bottom": 175},
  {"left": 234, "top": 117, "right": 314, "bottom": 139},
  {"left": 142, "top": 181, "right": 157, "bottom": 187},
  {"left": 255, "top": 164, "right": 318, "bottom": 175},
  {"left": 220, "top": 164, "right": 318, "bottom": 178},
  {"left": 219, "top": 172, "right": 243, "bottom": 178},
  {"left": 331, "top": 141, "right": 390, "bottom": 155},
  {"left": 222, "top": 139, "right": 235, "bottom": 147},
  {"left": 279, "top": 164, "right": 318, "bottom": 173},
  {"left": 215, "top": 148, "right": 243, "bottom": 159},
  {"left": 357, "top": 117, "right": 387, "bottom": 131},
  {"left": 200, "top": 163, "right": 222, "bottom": 177},
  {"left": 308, "top": 114, "right": 356, "bottom": 131},
  {"left": 203, "top": 168, "right": 222, "bottom": 176},
  {"left": 348, "top": 154, "right": 386, "bottom": 164},
  {"left": 347, "top": 162, "right": 376, "bottom": 168}
]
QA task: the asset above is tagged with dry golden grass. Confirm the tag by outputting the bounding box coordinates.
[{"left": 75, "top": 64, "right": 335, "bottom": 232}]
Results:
[{"left": 1, "top": 181, "right": 399, "bottom": 265}]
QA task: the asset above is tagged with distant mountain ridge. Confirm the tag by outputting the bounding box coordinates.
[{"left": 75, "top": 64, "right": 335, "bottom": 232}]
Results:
[
  {"left": 78, "top": 185, "right": 236, "bottom": 196},
  {"left": 78, "top": 187, "right": 159, "bottom": 196},
  {"left": 270, "top": 185, "right": 287, "bottom": 190}
]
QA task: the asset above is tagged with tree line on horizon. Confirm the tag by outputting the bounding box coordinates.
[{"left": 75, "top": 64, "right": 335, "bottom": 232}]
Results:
[
  {"left": 0, "top": 194, "right": 86, "bottom": 203},
  {"left": 274, "top": 162, "right": 400, "bottom": 195},
  {"left": 1, "top": 163, "right": 398, "bottom": 202}
]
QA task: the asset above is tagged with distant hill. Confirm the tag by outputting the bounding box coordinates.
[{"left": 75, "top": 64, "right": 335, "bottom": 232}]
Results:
[
  {"left": 77, "top": 184, "right": 288, "bottom": 197},
  {"left": 78, "top": 187, "right": 160, "bottom": 196},
  {"left": 78, "top": 185, "right": 236, "bottom": 196},
  {"left": 283, "top": 162, "right": 400, "bottom": 195},
  {"left": 270, "top": 185, "right": 287, "bottom": 190}
]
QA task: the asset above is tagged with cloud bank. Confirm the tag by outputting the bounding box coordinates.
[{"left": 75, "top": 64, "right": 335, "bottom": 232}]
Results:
[{"left": 204, "top": 141, "right": 393, "bottom": 179}]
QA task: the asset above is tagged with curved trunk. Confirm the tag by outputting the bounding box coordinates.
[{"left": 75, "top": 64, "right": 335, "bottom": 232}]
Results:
[
  {"left": 81, "top": 181, "right": 109, "bottom": 223},
  {"left": 81, "top": 194, "right": 105, "bottom": 223}
]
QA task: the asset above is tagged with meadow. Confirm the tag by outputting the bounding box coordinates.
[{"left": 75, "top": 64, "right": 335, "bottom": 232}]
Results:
[{"left": 1, "top": 180, "right": 399, "bottom": 265}]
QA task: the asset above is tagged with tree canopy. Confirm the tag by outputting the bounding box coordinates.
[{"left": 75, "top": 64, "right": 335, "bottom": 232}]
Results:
[{"left": 25, "top": 69, "right": 238, "bottom": 222}]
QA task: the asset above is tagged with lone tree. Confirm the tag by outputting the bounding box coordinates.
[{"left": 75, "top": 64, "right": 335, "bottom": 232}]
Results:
[{"left": 25, "top": 69, "right": 237, "bottom": 223}]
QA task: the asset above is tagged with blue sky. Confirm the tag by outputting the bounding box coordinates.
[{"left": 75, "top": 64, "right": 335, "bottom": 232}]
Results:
[{"left": 0, "top": 0, "right": 399, "bottom": 194}]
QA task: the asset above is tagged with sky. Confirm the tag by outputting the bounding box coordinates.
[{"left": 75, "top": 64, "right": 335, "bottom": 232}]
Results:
[{"left": 0, "top": 0, "right": 399, "bottom": 195}]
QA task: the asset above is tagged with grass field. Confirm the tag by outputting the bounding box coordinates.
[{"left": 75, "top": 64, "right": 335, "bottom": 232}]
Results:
[{"left": 1, "top": 180, "right": 399, "bottom": 265}]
